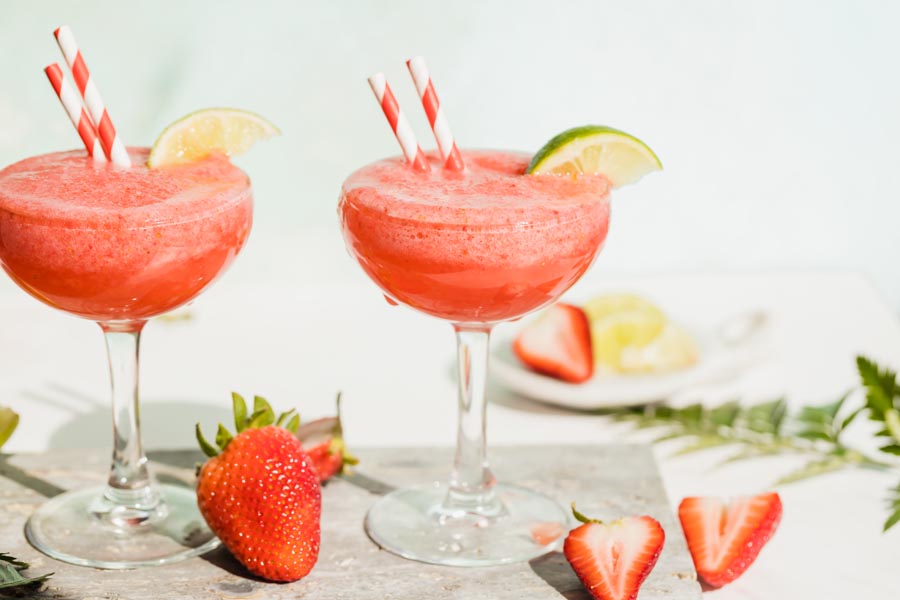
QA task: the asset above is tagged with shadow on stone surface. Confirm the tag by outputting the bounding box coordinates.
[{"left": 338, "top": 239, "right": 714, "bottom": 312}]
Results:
[
  {"left": 199, "top": 545, "right": 272, "bottom": 587},
  {"left": 148, "top": 449, "right": 206, "bottom": 470},
  {"left": 0, "top": 455, "right": 64, "bottom": 498},
  {"left": 339, "top": 471, "right": 396, "bottom": 496},
  {"left": 529, "top": 551, "right": 590, "bottom": 599},
  {"left": 20, "top": 386, "right": 232, "bottom": 451}
]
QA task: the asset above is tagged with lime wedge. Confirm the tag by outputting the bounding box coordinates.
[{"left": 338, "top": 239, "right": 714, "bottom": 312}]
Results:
[
  {"left": 526, "top": 125, "right": 661, "bottom": 187},
  {"left": 148, "top": 108, "right": 280, "bottom": 168}
]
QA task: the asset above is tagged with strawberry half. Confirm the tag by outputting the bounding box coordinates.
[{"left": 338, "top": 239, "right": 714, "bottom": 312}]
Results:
[
  {"left": 296, "top": 392, "right": 358, "bottom": 483},
  {"left": 563, "top": 504, "right": 665, "bottom": 600},
  {"left": 678, "top": 492, "right": 782, "bottom": 588},
  {"left": 513, "top": 303, "right": 593, "bottom": 383},
  {"left": 196, "top": 393, "right": 321, "bottom": 582}
]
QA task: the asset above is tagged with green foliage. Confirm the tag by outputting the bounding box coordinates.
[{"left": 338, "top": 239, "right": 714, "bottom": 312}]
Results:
[
  {"left": 617, "top": 355, "right": 900, "bottom": 532},
  {"left": 884, "top": 482, "right": 900, "bottom": 532},
  {"left": 0, "top": 552, "right": 52, "bottom": 590}
]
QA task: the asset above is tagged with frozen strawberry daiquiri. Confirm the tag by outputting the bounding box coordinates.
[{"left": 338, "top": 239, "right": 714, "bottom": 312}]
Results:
[
  {"left": 341, "top": 150, "right": 610, "bottom": 323},
  {"left": 0, "top": 147, "right": 252, "bottom": 568},
  {"left": 0, "top": 100, "right": 276, "bottom": 568},
  {"left": 0, "top": 148, "right": 251, "bottom": 321},
  {"left": 341, "top": 151, "right": 612, "bottom": 566},
  {"left": 343, "top": 59, "right": 660, "bottom": 568}
]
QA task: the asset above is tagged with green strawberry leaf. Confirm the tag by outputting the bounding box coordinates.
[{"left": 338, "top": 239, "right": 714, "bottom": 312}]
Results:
[
  {"left": 232, "top": 392, "right": 248, "bottom": 433},
  {"left": 215, "top": 424, "right": 233, "bottom": 451},
  {"left": 285, "top": 413, "right": 300, "bottom": 434},
  {"left": 195, "top": 423, "right": 218, "bottom": 458},
  {"left": 251, "top": 396, "right": 275, "bottom": 427},
  {"left": 276, "top": 409, "right": 297, "bottom": 427}
]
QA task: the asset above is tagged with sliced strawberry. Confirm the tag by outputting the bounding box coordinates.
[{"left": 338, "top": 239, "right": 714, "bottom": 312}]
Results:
[
  {"left": 563, "top": 505, "right": 665, "bottom": 600},
  {"left": 513, "top": 303, "right": 593, "bottom": 383},
  {"left": 678, "top": 492, "right": 782, "bottom": 588}
]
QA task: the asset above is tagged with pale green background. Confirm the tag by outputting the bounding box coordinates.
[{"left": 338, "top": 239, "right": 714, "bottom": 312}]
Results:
[{"left": 2, "top": 1, "right": 899, "bottom": 305}]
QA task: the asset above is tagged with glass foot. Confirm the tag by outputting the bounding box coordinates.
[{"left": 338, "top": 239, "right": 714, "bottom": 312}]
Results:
[
  {"left": 364, "top": 482, "right": 568, "bottom": 566},
  {"left": 25, "top": 484, "right": 219, "bottom": 568}
]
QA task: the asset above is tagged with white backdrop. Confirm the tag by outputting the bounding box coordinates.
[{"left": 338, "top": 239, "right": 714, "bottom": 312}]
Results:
[{"left": 1, "top": 1, "right": 899, "bottom": 306}]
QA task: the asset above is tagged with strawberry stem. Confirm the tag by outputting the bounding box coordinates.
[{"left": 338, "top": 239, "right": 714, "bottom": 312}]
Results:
[
  {"left": 331, "top": 392, "right": 359, "bottom": 470},
  {"left": 571, "top": 502, "right": 603, "bottom": 525}
]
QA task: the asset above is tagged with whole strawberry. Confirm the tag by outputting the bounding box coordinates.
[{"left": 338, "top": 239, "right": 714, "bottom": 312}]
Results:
[{"left": 196, "top": 393, "right": 321, "bottom": 582}]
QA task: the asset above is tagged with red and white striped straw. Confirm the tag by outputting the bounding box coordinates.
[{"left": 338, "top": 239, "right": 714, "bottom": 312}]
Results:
[
  {"left": 368, "top": 72, "right": 430, "bottom": 172},
  {"left": 53, "top": 26, "right": 131, "bottom": 167},
  {"left": 405, "top": 56, "right": 464, "bottom": 172},
  {"left": 44, "top": 63, "right": 105, "bottom": 162}
]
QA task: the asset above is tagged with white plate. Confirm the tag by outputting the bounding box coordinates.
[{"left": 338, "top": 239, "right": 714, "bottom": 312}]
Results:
[{"left": 490, "top": 312, "right": 768, "bottom": 410}]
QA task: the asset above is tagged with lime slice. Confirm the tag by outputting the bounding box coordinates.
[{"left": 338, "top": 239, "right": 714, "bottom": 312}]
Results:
[
  {"left": 526, "top": 125, "right": 661, "bottom": 187},
  {"left": 148, "top": 108, "right": 280, "bottom": 168},
  {"left": 584, "top": 293, "right": 667, "bottom": 371}
]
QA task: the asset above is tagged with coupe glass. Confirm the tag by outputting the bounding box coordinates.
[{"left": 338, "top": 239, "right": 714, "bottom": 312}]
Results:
[
  {"left": 0, "top": 148, "right": 253, "bottom": 568},
  {"left": 339, "top": 150, "right": 611, "bottom": 566}
]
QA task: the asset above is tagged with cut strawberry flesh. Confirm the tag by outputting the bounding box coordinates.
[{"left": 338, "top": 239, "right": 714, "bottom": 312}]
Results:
[
  {"left": 678, "top": 492, "right": 782, "bottom": 588},
  {"left": 513, "top": 303, "right": 593, "bottom": 383},
  {"left": 564, "top": 515, "right": 665, "bottom": 600}
]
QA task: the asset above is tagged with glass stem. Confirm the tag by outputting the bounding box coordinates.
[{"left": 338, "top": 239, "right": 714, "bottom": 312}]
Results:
[
  {"left": 99, "top": 321, "right": 161, "bottom": 518},
  {"left": 445, "top": 324, "right": 502, "bottom": 515}
]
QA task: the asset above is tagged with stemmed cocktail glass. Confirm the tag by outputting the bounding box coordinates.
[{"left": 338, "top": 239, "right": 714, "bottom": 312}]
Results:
[
  {"left": 0, "top": 147, "right": 253, "bottom": 567},
  {"left": 339, "top": 148, "right": 610, "bottom": 565},
  {"left": 339, "top": 60, "right": 615, "bottom": 566}
]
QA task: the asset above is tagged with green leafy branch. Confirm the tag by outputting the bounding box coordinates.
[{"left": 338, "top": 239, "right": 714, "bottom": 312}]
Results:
[
  {"left": 615, "top": 355, "right": 900, "bottom": 531},
  {"left": 0, "top": 553, "right": 52, "bottom": 590}
]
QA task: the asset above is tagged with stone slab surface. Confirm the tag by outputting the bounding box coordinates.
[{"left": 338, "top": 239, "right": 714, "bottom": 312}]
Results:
[{"left": 0, "top": 445, "right": 701, "bottom": 599}]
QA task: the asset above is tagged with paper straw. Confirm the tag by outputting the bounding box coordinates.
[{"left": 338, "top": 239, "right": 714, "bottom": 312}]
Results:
[
  {"left": 44, "top": 63, "right": 105, "bottom": 162},
  {"left": 406, "top": 56, "right": 464, "bottom": 171},
  {"left": 53, "top": 25, "right": 131, "bottom": 167},
  {"left": 368, "top": 72, "right": 430, "bottom": 172}
]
